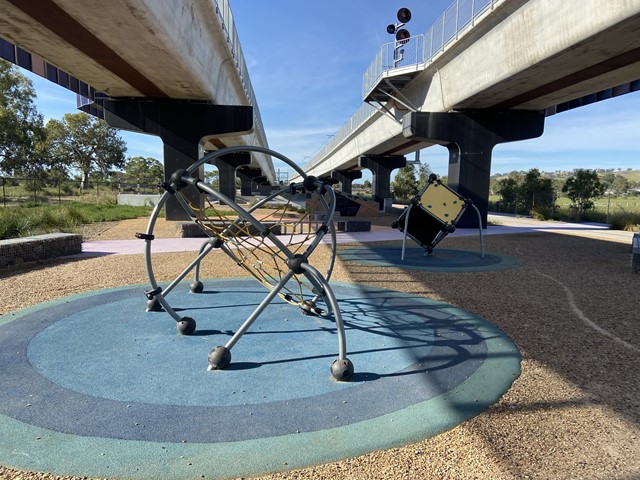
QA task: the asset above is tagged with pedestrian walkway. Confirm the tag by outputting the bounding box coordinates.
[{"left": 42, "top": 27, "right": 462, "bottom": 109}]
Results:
[{"left": 78, "top": 214, "right": 631, "bottom": 257}]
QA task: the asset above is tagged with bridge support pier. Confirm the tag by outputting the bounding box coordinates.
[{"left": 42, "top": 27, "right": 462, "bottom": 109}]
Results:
[
  {"left": 237, "top": 168, "right": 264, "bottom": 196},
  {"left": 358, "top": 155, "right": 407, "bottom": 210},
  {"left": 403, "top": 110, "right": 545, "bottom": 227},
  {"left": 208, "top": 153, "right": 251, "bottom": 202},
  {"left": 102, "top": 98, "right": 252, "bottom": 220},
  {"left": 331, "top": 170, "right": 362, "bottom": 195}
]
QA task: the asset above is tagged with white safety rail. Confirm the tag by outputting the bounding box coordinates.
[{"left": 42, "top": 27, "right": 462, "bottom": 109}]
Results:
[
  {"left": 212, "top": 0, "right": 268, "bottom": 149},
  {"left": 363, "top": 0, "right": 500, "bottom": 98},
  {"left": 303, "top": 0, "right": 503, "bottom": 174}
]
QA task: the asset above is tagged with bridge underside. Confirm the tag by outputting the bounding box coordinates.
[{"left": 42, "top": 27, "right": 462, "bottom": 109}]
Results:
[
  {"left": 403, "top": 110, "right": 545, "bottom": 228},
  {"left": 0, "top": 0, "right": 276, "bottom": 219}
]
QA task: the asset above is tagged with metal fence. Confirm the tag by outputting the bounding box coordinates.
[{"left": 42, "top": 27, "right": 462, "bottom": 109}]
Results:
[
  {"left": 211, "top": 0, "right": 268, "bottom": 150},
  {"left": 363, "top": 0, "right": 498, "bottom": 97},
  {"left": 0, "top": 177, "right": 162, "bottom": 206},
  {"left": 304, "top": 0, "right": 501, "bottom": 173}
]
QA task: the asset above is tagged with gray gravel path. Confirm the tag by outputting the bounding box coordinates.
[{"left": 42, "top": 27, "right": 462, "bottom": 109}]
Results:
[{"left": 1, "top": 217, "right": 639, "bottom": 480}]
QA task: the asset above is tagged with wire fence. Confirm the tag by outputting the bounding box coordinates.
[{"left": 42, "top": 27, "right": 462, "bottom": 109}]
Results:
[{"left": 0, "top": 177, "right": 162, "bottom": 206}]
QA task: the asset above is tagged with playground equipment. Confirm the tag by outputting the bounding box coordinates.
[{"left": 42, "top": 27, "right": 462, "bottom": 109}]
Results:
[
  {"left": 391, "top": 174, "right": 484, "bottom": 260},
  {"left": 136, "top": 145, "right": 353, "bottom": 381}
]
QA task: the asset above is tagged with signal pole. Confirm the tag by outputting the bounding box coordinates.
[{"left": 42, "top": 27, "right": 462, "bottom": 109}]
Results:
[{"left": 386, "top": 8, "right": 412, "bottom": 67}]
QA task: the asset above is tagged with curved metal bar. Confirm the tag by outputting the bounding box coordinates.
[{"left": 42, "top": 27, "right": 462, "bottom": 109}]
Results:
[
  {"left": 401, "top": 203, "right": 414, "bottom": 261},
  {"left": 299, "top": 181, "right": 337, "bottom": 282},
  {"left": 193, "top": 240, "right": 211, "bottom": 283},
  {"left": 141, "top": 190, "right": 186, "bottom": 323},
  {"left": 301, "top": 262, "right": 348, "bottom": 360},
  {"left": 471, "top": 204, "right": 485, "bottom": 258},
  {"left": 140, "top": 145, "right": 348, "bottom": 378},
  {"left": 186, "top": 145, "right": 308, "bottom": 179}
]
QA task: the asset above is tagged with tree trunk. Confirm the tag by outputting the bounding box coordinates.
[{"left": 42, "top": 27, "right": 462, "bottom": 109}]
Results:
[{"left": 80, "top": 170, "right": 90, "bottom": 190}]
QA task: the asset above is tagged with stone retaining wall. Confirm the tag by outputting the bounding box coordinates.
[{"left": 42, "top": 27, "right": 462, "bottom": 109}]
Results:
[{"left": 0, "top": 233, "right": 82, "bottom": 269}]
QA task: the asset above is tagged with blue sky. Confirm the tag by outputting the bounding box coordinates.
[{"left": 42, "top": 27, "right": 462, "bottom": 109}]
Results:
[{"left": 20, "top": 0, "right": 640, "bottom": 177}]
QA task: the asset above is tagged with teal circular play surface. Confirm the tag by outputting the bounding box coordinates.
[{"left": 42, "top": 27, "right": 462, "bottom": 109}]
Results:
[
  {"left": 340, "top": 247, "right": 521, "bottom": 272},
  {"left": 0, "top": 278, "right": 520, "bottom": 479}
]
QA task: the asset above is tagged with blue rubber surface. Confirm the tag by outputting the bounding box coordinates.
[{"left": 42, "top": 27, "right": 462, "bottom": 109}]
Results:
[
  {"left": 0, "top": 278, "right": 520, "bottom": 479},
  {"left": 339, "top": 247, "right": 521, "bottom": 272}
]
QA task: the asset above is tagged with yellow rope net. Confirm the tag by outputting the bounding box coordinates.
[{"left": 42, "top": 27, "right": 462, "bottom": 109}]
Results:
[{"left": 182, "top": 191, "right": 329, "bottom": 307}]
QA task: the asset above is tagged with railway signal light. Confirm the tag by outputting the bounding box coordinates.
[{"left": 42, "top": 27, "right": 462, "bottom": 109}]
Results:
[
  {"left": 397, "top": 7, "right": 411, "bottom": 23},
  {"left": 396, "top": 28, "right": 410, "bottom": 44},
  {"left": 387, "top": 7, "right": 412, "bottom": 44}
]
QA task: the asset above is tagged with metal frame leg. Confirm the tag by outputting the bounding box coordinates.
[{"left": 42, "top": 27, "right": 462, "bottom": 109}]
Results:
[{"left": 401, "top": 203, "right": 414, "bottom": 261}]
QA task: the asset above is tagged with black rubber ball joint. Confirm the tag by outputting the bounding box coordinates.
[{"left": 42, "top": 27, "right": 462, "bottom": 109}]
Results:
[
  {"left": 170, "top": 169, "right": 189, "bottom": 191},
  {"left": 303, "top": 175, "right": 318, "bottom": 192}
]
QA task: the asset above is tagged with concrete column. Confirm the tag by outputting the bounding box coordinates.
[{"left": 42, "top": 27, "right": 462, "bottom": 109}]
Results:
[
  {"left": 358, "top": 155, "right": 406, "bottom": 210},
  {"left": 208, "top": 153, "right": 250, "bottom": 201},
  {"left": 403, "top": 110, "right": 545, "bottom": 228},
  {"left": 331, "top": 170, "right": 362, "bottom": 195},
  {"left": 236, "top": 168, "right": 263, "bottom": 196},
  {"left": 102, "top": 98, "right": 252, "bottom": 220}
]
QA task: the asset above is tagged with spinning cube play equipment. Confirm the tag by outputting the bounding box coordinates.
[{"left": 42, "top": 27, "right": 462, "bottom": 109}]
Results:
[
  {"left": 392, "top": 174, "right": 474, "bottom": 260},
  {"left": 136, "top": 145, "right": 353, "bottom": 381}
]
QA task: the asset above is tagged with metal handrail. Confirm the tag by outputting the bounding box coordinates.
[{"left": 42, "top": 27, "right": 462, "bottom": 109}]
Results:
[
  {"left": 211, "top": 0, "right": 268, "bottom": 149},
  {"left": 363, "top": 0, "right": 497, "bottom": 98},
  {"left": 304, "top": 0, "right": 501, "bottom": 173}
]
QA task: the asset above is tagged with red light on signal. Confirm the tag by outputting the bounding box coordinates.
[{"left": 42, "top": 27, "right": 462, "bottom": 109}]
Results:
[
  {"left": 396, "top": 28, "right": 410, "bottom": 43},
  {"left": 397, "top": 8, "right": 411, "bottom": 23}
]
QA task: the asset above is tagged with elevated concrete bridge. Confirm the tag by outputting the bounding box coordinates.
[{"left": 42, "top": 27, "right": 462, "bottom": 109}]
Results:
[
  {"left": 296, "top": 0, "right": 640, "bottom": 226},
  {"left": 0, "top": 0, "right": 275, "bottom": 218}
]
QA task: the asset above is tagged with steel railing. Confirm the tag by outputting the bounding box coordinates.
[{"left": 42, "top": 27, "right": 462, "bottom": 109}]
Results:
[
  {"left": 212, "top": 0, "right": 268, "bottom": 149},
  {"left": 363, "top": 0, "right": 498, "bottom": 98},
  {"left": 304, "top": 0, "right": 501, "bottom": 173}
]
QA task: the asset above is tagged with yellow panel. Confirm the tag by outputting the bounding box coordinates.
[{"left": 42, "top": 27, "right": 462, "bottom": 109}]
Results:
[{"left": 418, "top": 183, "right": 465, "bottom": 223}]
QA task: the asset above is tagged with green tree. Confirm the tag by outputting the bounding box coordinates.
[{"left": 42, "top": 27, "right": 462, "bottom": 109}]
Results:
[
  {"left": 610, "top": 174, "right": 629, "bottom": 196},
  {"left": 417, "top": 162, "right": 431, "bottom": 187},
  {"left": 562, "top": 168, "right": 605, "bottom": 215},
  {"left": 123, "top": 156, "right": 163, "bottom": 185},
  {"left": 204, "top": 169, "right": 220, "bottom": 190},
  {"left": 392, "top": 164, "right": 419, "bottom": 200},
  {"left": 521, "top": 168, "right": 555, "bottom": 213},
  {"left": 0, "top": 60, "right": 48, "bottom": 176},
  {"left": 496, "top": 172, "right": 523, "bottom": 212},
  {"left": 600, "top": 172, "right": 616, "bottom": 190},
  {"left": 496, "top": 169, "right": 556, "bottom": 215},
  {"left": 46, "top": 113, "right": 127, "bottom": 188}
]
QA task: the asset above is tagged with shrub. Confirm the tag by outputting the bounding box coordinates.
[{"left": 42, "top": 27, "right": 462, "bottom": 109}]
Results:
[
  {"left": 0, "top": 203, "right": 150, "bottom": 240},
  {"left": 608, "top": 211, "right": 640, "bottom": 232}
]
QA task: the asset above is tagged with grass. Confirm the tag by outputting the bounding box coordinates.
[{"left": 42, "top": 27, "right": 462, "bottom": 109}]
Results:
[
  {"left": 0, "top": 203, "right": 152, "bottom": 240},
  {"left": 490, "top": 194, "right": 640, "bottom": 231},
  {"left": 3, "top": 191, "right": 638, "bottom": 241}
]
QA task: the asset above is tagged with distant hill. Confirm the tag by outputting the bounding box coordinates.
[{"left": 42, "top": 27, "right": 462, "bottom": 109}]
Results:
[{"left": 491, "top": 168, "right": 640, "bottom": 183}]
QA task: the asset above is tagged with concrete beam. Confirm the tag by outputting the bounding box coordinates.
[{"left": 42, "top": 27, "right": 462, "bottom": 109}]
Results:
[
  {"left": 297, "top": 0, "right": 640, "bottom": 184},
  {"left": 403, "top": 110, "right": 545, "bottom": 227},
  {"left": 208, "top": 153, "right": 251, "bottom": 202},
  {"left": 102, "top": 98, "right": 252, "bottom": 220},
  {"left": 358, "top": 155, "right": 406, "bottom": 210},
  {"left": 236, "top": 168, "right": 263, "bottom": 196},
  {"left": 331, "top": 170, "right": 362, "bottom": 195},
  {"left": 0, "top": 0, "right": 276, "bottom": 183}
]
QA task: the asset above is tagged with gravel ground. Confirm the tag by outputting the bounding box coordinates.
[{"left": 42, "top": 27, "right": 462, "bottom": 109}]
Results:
[{"left": 1, "top": 216, "right": 639, "bottom": 480}]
